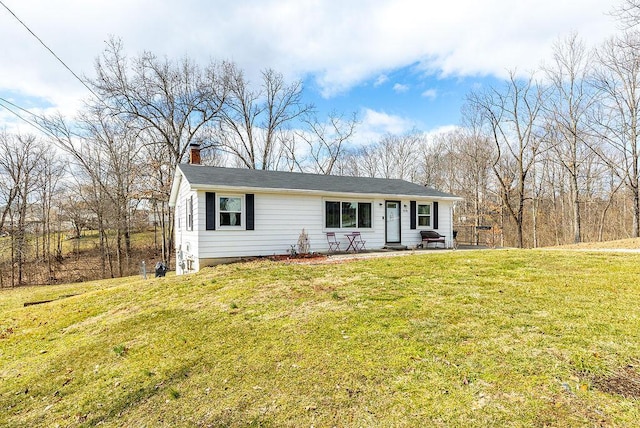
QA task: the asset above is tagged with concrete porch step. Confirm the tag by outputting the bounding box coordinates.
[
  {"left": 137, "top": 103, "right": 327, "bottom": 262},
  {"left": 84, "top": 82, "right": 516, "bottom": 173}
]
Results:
[{"left": 383, "top": 244, "right": 409, "bottom": 250}]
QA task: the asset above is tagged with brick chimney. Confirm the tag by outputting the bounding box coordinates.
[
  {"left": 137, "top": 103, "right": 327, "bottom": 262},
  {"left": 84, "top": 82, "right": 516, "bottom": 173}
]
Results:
[{"left": 189, "top": 143, "right": 201, "bottom": 165}]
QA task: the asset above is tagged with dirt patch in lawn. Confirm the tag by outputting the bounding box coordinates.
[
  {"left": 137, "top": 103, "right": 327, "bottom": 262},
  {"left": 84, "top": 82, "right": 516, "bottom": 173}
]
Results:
[{"left": 590, "top": 365, "right": 640, "bottom": 399}]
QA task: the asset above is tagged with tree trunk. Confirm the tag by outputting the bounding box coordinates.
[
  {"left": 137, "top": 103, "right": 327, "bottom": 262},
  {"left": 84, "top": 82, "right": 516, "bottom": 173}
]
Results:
[
  {"left": 532, "top": 196, "right": 538, "bottom": 248},
  {"left": 633, "top": 188, "right": 640, "bottom": 238},
  {"left": 570, "top": 174, "right": 582, "bottom": 243}
]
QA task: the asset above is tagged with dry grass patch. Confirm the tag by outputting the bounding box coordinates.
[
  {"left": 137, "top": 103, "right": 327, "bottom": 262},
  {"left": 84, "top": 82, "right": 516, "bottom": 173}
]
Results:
[{"left": 555, "top": 237, "right": 640, "bottom": 250}]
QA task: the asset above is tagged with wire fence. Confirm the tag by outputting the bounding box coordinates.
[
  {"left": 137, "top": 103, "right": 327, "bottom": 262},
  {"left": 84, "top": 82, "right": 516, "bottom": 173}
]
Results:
[{"left": 454, "top": 225, "right": 502, "bottom": 248}]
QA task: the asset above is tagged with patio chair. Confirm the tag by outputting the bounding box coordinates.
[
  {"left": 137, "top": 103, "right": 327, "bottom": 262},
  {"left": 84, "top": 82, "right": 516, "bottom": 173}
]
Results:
[
  {"left": 352, "top": 232, "right": 366, "bottom": 251},
  {"left": 326, "top": 232, "right": 341, "bottom": 252}
]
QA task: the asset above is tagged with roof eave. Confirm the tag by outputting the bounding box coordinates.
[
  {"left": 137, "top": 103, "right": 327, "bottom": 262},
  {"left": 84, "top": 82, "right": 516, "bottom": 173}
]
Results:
[
  {"left": 184, "top": 182, "right": 463, "bottom": 201},
  {"left": 168, "top": 169, "right": 183, "bottom": 207}
]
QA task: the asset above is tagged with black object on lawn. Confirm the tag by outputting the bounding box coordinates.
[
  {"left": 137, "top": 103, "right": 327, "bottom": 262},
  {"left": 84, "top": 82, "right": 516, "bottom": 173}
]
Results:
[{"left": 155, "top": 262, "right": 167, "bottom": 277}]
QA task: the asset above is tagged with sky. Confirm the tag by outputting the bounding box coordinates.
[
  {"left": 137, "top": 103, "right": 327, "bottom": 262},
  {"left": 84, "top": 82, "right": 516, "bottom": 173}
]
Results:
[{"left": 0, "top": 0, "right": 622, "bottom": 145}]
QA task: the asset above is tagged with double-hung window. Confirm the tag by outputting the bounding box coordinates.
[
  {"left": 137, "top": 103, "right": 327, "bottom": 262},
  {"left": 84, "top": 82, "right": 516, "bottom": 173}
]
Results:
[
  {"left": 342, "top": 202, "right": 357, "bottom": 228},
  {"left": 219, "top": 196, "right": 242, "bottom": 227},
  {"left": 418, "top": 203, "right": 431, "bottom": 227},
  {"left": 325, "top": 201, "right": 372, "bottom": 229},
  {"left": 186, "top": 196, "right": 193, "bottom": 231},
  {"left": 358, "top": 202, "right": 372, "bottom": 228},
  {"left": 325, "top": 201, "right": 340, "bottom": 228}
]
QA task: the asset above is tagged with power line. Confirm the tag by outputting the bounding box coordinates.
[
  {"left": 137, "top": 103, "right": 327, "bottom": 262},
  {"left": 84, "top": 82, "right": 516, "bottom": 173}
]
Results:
[
  {"left": 0, "top": 96, "right": 53, "bottom": 136},
  {"left": 0, "top": 96, "right": 85, "bottom": 140},
  {"left": 0, "top": 96, "right": 41, "bottom": 120},
  {"left": 0, "top": 0, "right": 102, "bottom": 101}
]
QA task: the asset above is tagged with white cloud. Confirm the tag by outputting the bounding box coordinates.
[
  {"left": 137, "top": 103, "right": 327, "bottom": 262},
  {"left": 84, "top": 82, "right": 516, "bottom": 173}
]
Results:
[
  {"left": 350, "top": 108, "right": 416, "bottom": 145},
  {"left": 392, "top": 83, "right": 409, "bottom": 93},
  {"left": 424, "top": 125, "right": 461, "bottom": 139},
  {"left": 421, "top": 89, "right": 437, "bottom": 99},
  {"left": 0, "top": 0, "right": 620, "bottom": 121},
  {"left": 373, "top": 74, "right": 389, "bottom": 87},
  {"left": 363, "top": 109, "right": 415, "bottom": 134}
]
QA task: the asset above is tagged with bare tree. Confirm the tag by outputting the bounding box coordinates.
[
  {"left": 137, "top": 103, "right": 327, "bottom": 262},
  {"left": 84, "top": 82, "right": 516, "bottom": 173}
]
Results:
[
  {"left": 296, "top": 111, "right": 358, "bottom": 174},
  {"left": 336, "top": 131, "right": 423, "bottom": 180},
  {"left": 0, "top": 133, "right": 21, "bottom": 235},
  {"left": 452, "top": 132, "right": 495, "bottom": 243},
  {"left": 591, "top": 31, "right": 640, "bottom": 237},
  {"left": 538, "top": 154, "right": 567, "bottom": 245},
  {"left": 596, "top": 164, "right": 625, "bottom": 240},
  {"left": 542, "top": 33, "right": 597, "bottom": 243},
  {"left": 419, "top": 136, "right": 450, "bottom": 191},
  {"left": 383, "top": 132, "right": 424, "bottom": 181},
  {"left": 416, "top": 124, "right": 495, "bottom": 245},
  {"left": 35, "top": 147, "right": 65, "bottom": 283},
  {"left": 612, "top": 0, "right": 640, "bottom": 28},
  {"left": 467, "top": 71, "right": 547, "bottom": 247},
  {"left": 91, "top": 37, "right": 229, "bottom": 166},
  {"left": 40, "top": 104, "right": 144, "bottom": 278},
  {"left": 82, "top": 106, "right": 144, "bottom": 276},
  {"left": 338, "top": 144, "right": 381, "bottom": 178},
  {"left": 59, "top": 186, "right": 93, "bottom": 240},
  {"left": 216, "top": 67, "right": 312, "bottom": 170},
  {"left": 0, "top": 133, "right": 51, "bottom": 285},
  {"left": 88, "top": 37, "right": 230, "bottom": 264},
  {"left": 138, "top": 139, "right": 175, "bottom": 264},
  {"left": 417, "top": 130, "right": 462, "bottom": 194}
]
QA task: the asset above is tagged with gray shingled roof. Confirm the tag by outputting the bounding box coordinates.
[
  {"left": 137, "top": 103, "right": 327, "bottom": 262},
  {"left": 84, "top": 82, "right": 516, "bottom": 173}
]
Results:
[{"left": 178, "top": 164, "right": 459, "bottom": 199}]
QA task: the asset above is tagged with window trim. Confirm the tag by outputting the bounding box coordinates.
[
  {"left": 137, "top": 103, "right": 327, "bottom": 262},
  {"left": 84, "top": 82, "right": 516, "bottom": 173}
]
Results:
[
  {"left": 324, "top": 199, "right": 373, "bottom": 230},
  {"left": 218, "top": 194, "right": 244, "bottom": 229},
  {"left": 186, "top": 195, "right": 193, "bottom": 231},
  {"left": 357, "top": 202, "right": 372, "bottom": 229},
  {"left": 417, "top": 202, "right": 432, "bottom": 228}
]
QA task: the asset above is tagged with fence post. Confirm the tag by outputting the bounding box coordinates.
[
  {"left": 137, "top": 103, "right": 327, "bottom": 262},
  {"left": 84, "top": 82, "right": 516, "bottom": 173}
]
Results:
[{"left": 141, "top": 261, "right": 147, "bottom": 280}]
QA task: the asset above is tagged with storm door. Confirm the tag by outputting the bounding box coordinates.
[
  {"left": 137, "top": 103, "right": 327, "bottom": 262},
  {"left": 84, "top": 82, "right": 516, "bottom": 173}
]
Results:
[{"left": 385, "top": 201, "right": 401, "bottom": 243}]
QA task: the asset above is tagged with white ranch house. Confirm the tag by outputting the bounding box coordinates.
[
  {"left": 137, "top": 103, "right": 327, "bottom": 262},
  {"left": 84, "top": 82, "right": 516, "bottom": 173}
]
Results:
[{"left": 169, "top": 162, "right": 461, "bottom": 274}]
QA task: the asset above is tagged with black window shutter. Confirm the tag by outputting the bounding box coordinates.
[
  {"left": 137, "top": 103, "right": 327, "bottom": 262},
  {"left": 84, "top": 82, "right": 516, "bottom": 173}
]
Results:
[
  {"left": 246, "top": 194, "right": 255, "bottom": 230},
  {"left": 410, "top": 201, "right": 416, "bottom": 229},
  {"left": 433, "top": 201, "right": 439, "bottom": 230},
  {"left": 205, "top": 192, "right": 216, "bottom": 230}
]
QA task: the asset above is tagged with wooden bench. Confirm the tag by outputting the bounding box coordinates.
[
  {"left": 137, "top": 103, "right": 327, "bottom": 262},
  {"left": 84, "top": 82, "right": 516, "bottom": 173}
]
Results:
[{"left": 419, "top": 230, "right": 446, "bottom": 249}]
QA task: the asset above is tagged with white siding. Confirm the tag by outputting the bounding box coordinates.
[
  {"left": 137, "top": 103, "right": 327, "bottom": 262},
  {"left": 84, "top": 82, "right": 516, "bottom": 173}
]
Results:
[
  {"left": 174, "top": 174, "right": 199, "bottom": 274},
  {"left": 198, "top": 192, "right": 325, "bottom": 258},
  {"left": 193, "top": 192, "right": 456, "bottom": 262},
  {"left": 401, "top": 199, "right": 455, "bottom": 248}
]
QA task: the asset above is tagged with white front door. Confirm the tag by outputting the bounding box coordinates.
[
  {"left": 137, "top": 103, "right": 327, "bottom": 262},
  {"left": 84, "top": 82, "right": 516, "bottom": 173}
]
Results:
[{"left": 386, "top": 201, "right": 401, "bottom": 243}]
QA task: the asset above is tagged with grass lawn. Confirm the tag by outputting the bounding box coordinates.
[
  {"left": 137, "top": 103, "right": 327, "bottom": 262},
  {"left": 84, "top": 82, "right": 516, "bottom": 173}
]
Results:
[{"left": 1, "top": 249, "right": 640, "bottom": 427}]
